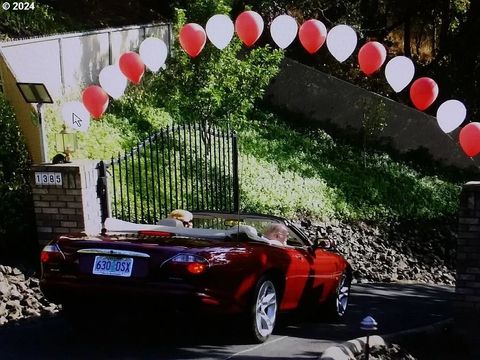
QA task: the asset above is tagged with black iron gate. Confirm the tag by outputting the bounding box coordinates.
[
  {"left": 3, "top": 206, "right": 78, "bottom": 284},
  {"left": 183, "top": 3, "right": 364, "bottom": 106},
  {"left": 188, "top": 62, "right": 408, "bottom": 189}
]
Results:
[{"left": 98, "top": 123, "right": 239, "bottom": 224}]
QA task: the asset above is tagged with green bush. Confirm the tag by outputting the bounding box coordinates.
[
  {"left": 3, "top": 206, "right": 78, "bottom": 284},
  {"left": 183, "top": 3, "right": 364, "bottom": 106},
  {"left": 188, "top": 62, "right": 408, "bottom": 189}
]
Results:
[
  {"left": 238, "top": 110, "right": 462, "bottom": 222},
  {"left": 240, "top": 154, "right": 336, "bottom": 220},
  {"left": 0, "top": 2, "right": 71, "bottom": 40},
  {"left": 0, "top": 93, "right": 38, "bottom": 263},
  {"left": 46, "top": 90, "right": 173, "bottom": 162},
  {"left": 146, "top": 5, "right": 284, "bottom": 127}
]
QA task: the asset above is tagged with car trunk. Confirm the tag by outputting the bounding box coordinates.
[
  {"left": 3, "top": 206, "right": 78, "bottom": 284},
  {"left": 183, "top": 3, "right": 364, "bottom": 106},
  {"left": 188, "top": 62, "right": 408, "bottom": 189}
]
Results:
[{"left": 54, "top": 234, "right": 225, "bottom": 280}]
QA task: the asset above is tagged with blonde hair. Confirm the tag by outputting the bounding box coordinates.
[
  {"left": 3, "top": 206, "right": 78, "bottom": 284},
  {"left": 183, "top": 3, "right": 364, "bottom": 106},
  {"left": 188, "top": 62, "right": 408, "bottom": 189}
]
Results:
[{"left": 168, "top": 209, "right": 193, "bottom": 222}]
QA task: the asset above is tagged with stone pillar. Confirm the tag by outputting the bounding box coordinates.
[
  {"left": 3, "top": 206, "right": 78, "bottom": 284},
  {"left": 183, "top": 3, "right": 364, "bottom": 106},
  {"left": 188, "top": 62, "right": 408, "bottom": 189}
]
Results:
[
  {"left": 30, "top": 160, "right": 103, "bottom": 246},
  {"left": 456, "top": 181, "right": 480, "bottom": 356}
]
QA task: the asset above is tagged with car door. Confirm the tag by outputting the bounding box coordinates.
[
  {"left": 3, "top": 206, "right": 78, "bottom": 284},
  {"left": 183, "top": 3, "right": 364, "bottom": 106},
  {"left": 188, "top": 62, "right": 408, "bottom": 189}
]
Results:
[
  {"left": 279, "top": 246, "right": 311, "bottom": 310},
  {"left": 308, "top": 247, "right": 342, "bottom": 303}
]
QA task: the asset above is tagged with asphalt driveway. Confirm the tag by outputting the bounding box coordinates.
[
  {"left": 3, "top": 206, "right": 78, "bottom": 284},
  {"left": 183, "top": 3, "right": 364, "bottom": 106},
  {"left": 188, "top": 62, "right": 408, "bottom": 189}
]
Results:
[{"left": 0, "top": 283, "right": 454, "bottom": 359}]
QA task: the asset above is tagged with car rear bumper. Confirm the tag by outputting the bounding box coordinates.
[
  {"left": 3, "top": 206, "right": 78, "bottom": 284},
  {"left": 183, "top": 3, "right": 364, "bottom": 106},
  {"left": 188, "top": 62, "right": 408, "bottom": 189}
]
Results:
[{"left": 40, "top": 276, "right": 245, "bottom": 314}]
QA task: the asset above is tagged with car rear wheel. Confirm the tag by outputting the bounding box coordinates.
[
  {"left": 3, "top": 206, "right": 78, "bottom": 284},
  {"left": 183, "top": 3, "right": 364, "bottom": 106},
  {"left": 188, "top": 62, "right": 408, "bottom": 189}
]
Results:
[
  {"left": 248, "top": 277, "right": 278, "bottom": 343},
  {"left": 326, "top": 272, "right": 351, "bottom": 319}
]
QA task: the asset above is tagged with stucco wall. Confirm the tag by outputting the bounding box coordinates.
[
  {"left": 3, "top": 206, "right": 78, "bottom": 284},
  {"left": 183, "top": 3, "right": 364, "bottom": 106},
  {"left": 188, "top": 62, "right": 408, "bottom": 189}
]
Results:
[
  {"left": 266, "top": 58, "right": 476, "bottom": 169},
  {"left": 0, "top": 23, "right": 171, "bottom": 163}
]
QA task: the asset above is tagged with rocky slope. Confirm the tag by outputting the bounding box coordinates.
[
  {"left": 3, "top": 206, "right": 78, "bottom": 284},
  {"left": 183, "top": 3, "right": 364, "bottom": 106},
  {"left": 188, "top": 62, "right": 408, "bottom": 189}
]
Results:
[
  {"left": 0, "top": 218, "right": 456, "bottom": 326},
  {"left": 299, "top": 219, "right": 456, "bottom": 285}
]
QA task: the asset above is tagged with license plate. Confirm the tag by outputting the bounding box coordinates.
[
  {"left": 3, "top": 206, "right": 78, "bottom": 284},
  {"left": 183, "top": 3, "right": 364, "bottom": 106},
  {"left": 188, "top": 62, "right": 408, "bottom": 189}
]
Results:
[{"left": 92, "top": 256, "right": 133, "bottom": 277}]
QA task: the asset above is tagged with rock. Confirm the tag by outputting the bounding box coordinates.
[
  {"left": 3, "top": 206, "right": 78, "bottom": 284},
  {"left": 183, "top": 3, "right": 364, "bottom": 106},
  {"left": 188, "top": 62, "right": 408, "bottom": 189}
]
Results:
[
  {"left": 356, "top": 343, "right": 418, "bottom": 360},
  {"left": 295, "top": 218, "right": 456, "bottom": 287},
  {"left": 0, "top": 282, "right": 11, "bottom": 297},
  {"left": 0, "top": 265, "right": 60, "bottom": 327}
]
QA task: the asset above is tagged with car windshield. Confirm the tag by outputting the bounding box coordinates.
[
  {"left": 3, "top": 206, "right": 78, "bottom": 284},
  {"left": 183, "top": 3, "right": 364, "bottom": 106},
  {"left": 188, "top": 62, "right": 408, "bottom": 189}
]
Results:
[{"left": 191, "top": 212, "right": 308, "bottom": 247}]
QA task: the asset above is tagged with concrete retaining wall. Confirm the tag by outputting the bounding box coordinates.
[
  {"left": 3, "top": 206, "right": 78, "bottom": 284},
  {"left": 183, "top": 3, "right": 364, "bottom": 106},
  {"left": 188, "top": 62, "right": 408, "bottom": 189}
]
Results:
[{"left": 265, "top": 58, "right": 476, "bottom": 169}]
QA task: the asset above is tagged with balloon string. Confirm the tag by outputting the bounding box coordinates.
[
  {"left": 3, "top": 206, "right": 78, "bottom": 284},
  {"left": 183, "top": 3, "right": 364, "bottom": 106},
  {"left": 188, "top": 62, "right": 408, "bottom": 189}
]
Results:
[
  {"left": 470, "top": 157, "right": 480, "bottom": 171},
  {"left": 445, "top": 133, "right": 456, "bottom": 143}
]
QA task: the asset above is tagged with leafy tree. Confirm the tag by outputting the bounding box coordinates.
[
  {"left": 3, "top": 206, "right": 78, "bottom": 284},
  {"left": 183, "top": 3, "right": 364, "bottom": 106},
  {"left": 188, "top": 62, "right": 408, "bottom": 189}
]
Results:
[
  {"left": 0, "top": 94, "right": 37, "bottom": 265},
  {"left": 145, "top": 1, "right": 284, "bottom": 129},
  {"left": 0, "top": 2, "right": 71, "bottom": 39}
]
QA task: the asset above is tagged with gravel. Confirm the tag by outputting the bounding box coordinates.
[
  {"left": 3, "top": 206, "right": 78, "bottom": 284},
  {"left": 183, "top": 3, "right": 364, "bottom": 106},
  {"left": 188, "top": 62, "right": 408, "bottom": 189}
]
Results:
[{"left": 0, "top": 218, "right": 456, "bottom": 328}]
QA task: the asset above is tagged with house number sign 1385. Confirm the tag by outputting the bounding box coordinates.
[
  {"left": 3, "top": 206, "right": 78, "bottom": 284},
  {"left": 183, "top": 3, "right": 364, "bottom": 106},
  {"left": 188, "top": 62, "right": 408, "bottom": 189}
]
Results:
[{"left": 34, "top": 172, "right": 62, "bottom": 186}]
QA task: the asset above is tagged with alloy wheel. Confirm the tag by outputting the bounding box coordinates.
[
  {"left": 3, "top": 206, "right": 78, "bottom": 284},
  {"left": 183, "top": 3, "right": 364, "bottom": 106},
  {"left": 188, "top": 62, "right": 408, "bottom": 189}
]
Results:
[
  {"left": 255, "top": 280, "right": 277, "bottom": 338},
  {"left": 336, "top": 275, "right": 350, "bottom": 316}
]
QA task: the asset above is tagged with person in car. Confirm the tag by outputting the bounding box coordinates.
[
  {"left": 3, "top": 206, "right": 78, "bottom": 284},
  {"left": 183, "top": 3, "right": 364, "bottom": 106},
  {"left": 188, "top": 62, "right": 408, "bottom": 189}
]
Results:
[
  {"left": 168, "top": 209, "right": 193, "bottom": 228},
  {"left": 262, "top": 223, "right": 289, "bottom": 246}
]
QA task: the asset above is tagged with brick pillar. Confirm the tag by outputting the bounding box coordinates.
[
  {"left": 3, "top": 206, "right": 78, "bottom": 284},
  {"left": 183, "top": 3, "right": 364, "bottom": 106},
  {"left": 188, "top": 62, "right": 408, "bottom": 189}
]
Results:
[
  {"left": 456, "top": 181, "right": 480, "bottom": 355},
  {"left": 30, "top": 160, "right": 103, "bottom": 246}
]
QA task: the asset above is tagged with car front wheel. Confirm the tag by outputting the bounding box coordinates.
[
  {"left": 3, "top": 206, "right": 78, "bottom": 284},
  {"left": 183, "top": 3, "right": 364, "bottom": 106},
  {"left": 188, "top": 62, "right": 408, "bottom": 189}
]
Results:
[
  {"left": 326, "top": 272, "right": 351, "bottom": 319},
  {"left": 249, "top": 278, "right": 278, "bottom": 343}
]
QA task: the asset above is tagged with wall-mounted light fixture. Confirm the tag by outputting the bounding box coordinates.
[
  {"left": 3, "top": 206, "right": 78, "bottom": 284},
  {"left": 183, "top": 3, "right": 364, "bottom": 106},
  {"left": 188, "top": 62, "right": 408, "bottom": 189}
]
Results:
[
  {"left": 54, "top": 124, "right": 78, "bottom": 163},
  {"left": 16, "top": 82, "right": 53, "bottom": 164}
]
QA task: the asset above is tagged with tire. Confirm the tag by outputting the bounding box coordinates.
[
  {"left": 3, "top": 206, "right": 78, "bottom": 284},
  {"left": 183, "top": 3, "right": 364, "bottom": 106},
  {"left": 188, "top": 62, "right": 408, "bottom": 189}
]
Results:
[
  {"left": 324, "top": 271, "right": 351, "bottom": 320},
  {"left": 248, "top": 277, "right": 278, "bottom": 343}
]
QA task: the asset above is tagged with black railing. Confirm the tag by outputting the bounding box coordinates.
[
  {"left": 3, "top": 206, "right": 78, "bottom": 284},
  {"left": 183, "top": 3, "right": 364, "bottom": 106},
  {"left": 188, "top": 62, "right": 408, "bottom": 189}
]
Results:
[{"left": 98, "top": 123, "right": 239, "bottom": 224}]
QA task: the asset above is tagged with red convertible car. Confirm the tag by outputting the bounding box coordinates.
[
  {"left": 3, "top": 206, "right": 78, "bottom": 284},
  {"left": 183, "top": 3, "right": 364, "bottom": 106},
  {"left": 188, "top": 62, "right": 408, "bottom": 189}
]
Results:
[{"left": 40, "top": 212, "right": 352, "bottom": 342}]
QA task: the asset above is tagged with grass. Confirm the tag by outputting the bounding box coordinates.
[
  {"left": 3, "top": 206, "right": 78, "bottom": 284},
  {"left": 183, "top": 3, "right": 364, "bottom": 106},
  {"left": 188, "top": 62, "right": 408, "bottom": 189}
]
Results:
[{"left": 237, "top": 109, "right": 465, "bottom": 222}]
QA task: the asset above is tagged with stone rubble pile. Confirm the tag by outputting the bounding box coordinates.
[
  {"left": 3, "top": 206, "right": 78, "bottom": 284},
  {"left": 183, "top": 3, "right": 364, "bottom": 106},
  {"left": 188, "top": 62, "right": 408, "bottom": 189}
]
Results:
[
  {"left": 0, "top": 219, "right": 456, "bottom": 326},
  {"left": 297, "top": 219, "right": 456, "bottom": 286},
  {"left": 0, "top": 264, "right": 59, "bottom": 326}
]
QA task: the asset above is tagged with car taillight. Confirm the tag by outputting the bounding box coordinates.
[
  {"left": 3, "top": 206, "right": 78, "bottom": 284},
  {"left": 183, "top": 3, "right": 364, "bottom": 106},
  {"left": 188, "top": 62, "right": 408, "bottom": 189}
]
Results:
[
  {"left": 186, "top": 262, "right": 207, "bottom": 274},
  {"left": 40, "top": 244, "right": 65, "bottom": 263},
  {"left": 138, "top": 231, "right": 173, "bottom": 237},
  {"left": 167, "top": 254, "right": 209, "bottom": 275}
]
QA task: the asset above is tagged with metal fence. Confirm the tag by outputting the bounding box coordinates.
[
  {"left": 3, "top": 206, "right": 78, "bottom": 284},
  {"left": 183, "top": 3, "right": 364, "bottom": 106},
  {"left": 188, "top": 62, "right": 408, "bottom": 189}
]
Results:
[{"left": 98, "top": 123, "right": 239, "bottom": 224}]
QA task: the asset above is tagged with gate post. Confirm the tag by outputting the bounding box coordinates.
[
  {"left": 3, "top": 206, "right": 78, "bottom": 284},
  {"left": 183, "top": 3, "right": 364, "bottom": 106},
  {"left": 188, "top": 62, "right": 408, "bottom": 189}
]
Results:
[
  {"left": 456, "top": 181, "right": 480, "bottom": 355},
  {"left": 97, "top": 160, "right": 110, "bottom": 226},
  {"left": 232, "top": 134, "right": 239, "bottom": 213},
  {"left": 30, "top": 160, "right": 103, "bottom": 246}
]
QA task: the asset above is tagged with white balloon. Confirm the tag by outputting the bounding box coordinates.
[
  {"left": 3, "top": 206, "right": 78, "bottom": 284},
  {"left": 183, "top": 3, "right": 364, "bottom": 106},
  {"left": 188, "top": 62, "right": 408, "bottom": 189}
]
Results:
[
  {"left": 436, "top": 100, "right": 467, "bottom": 133},
  {"left": 385, "top": 56, "right": 415, "bottom": 93},
  {"left": 98, "top": 64, "right": 127, "bottom": 100},
  {"left": 139, "top": 37, "right": 168, "bottom": 72},
  {"left": 61, "top": 101, "right": 91, "bottom": 133},
  {"left": 206, "top": 14, "right": 234, "bottom": 50},
  {"left": 326, "top": 24, "right": 357, "bottom": 62},
  {"left": 270, "top": 15, "right": 298, "bottom": 49}
]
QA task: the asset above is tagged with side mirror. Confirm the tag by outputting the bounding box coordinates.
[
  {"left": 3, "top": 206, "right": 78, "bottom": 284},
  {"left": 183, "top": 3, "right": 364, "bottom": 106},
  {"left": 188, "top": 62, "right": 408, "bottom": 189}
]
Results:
[{"left": 313, "top": 238, "right": 334, "bottom": 249}]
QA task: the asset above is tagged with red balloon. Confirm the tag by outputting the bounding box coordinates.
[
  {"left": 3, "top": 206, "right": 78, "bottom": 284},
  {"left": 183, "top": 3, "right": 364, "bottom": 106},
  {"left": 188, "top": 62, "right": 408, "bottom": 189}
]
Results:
[
  {"left": 235, "top": 10, "right": 264, "bottom": 47},
  {"left": 119, "top": 52, "right": 145, "bottom": 84},
  {"left": 459, "top": 123, "right": 480, "bottom": 157},
  {"left": 358, "top": 41, "right": 387, "bottom": 75},
  {"left": 409, "top": 77, "right": 439, "bottom": 111},
  {"left": 298, "top": 20, "right": 327, "bottom": 54},
  {"left": 82, "top": 85, "right": 109, "bottom": 119},
  {"left": 179, "top": 23, "right": 207, "bottom": 58}
]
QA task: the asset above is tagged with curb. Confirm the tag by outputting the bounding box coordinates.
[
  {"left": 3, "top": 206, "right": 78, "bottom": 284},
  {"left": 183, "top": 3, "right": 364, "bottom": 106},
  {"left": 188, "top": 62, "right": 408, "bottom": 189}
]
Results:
[{"left": 319, "top": 318, "right": 453, "bottom": 360}]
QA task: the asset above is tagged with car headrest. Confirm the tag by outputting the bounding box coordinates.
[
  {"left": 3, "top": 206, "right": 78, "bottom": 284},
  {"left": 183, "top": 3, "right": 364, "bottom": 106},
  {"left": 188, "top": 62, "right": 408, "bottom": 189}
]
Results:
[
  {"left": 157, "top": 218, "right": 184, "bottom": 227},
  {"left": 227, "top": 225, "right": 268, "bottom": 243}
]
